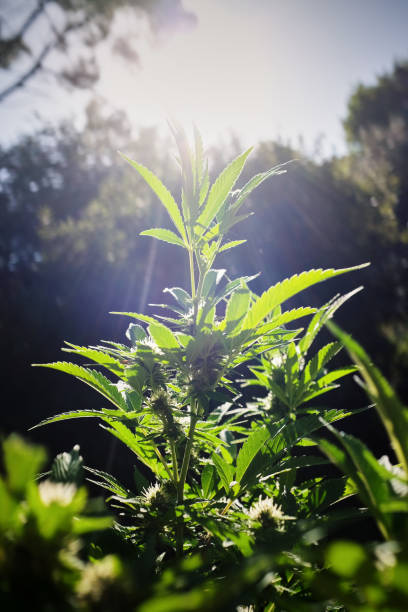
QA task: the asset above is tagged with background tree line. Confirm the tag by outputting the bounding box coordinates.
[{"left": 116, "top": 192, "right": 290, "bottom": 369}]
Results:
[{"left": 1, "top": 60, "right": 407, "bottom": 477}]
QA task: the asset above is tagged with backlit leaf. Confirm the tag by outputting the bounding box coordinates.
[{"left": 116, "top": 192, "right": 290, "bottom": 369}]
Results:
[
  {"left": 196, "top": 147, "right": 253, "bottom": 233},
  {"left": 141, "top": 228, "right": 186, "bottom": 247},
  {"left": 120, "top": 153, "right": 187, "bottom": 241}
]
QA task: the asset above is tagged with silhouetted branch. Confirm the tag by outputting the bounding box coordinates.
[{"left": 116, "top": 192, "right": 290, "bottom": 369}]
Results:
[{"left": 0, "top": 41, "right": 54, "bottom": 103}]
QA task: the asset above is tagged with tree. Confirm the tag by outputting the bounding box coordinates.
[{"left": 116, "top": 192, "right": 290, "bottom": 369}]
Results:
[
  {"left": 0, "top": 102, "right": 185, "bottom": 470},
  {"left": 340, "top": 61, "right": 408, "bottom": 387},
  {"left": 0, "top": 0, "right": 196, "bottom": 103}
]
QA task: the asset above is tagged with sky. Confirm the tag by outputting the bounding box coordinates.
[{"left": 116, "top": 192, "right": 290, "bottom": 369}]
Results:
[{"left": 1, "top": 0, "right": 408, "bottom": 157}]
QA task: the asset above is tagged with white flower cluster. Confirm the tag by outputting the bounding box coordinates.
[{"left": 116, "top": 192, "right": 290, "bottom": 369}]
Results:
[
  {"left": 38, "top": 480, "right": 76, "bottom": 506},
  {"left": 249, "top": 496, "right": 284, "bottom": 524}
]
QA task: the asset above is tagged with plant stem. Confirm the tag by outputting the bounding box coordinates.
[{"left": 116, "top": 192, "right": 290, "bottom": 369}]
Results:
[
  {"left": 221, "top": 498, "right": 234, "bottom": 515},
  {"left": 170, "top": 440, "right": 179, "bottom": 486},
  {"left": 151, "top": 443, "right": 173, "bottom": 481},
  {"left": 189, "top": 248, "right": 196, "bottom": 298},
  {"left": 178, "top": 408, "right": 198, "bottom": 501},
  {"left": 175, "top": 403, "right": 198, "bottom": 557}
]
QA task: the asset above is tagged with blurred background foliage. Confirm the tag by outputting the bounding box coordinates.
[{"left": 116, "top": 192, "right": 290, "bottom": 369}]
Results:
[{"left": 0, "top": 2, "right": 407, "bottom": 478}]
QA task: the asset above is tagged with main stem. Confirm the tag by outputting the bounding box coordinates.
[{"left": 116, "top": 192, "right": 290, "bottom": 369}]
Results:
[
  {"left": 189, "top": 248, "right": 196, "bottom": 299},
  {"left": 175, "top": 244, "right": 199, "bottom": 555},
  {"left": 175, "top": 403, "right": 198, "bottom": 557}
]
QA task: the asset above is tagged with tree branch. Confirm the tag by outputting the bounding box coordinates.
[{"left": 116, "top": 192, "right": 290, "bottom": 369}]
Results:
[{"left": 0, "top": 41, "right": 54, "bottom": 103}]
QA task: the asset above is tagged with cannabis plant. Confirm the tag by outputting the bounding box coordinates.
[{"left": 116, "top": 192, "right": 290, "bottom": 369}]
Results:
[{"left": 33, "top": 125, "right": 370, "bottom": 602}]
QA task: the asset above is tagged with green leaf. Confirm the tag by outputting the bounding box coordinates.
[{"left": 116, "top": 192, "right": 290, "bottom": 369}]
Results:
[
  {"left": 327, "top": 321, "right": 408, "bottom": 476},
  {"left": 119, "top": 153, "right": 187, "bottom": 241},
  {"left": 51, "top": 445, "right": 83, "bottom": 485},
  {"left": 126, "top": 323, "right": 147, "bottom": 345},
  {"left": 236, "top": 425, "right": 270, "bottom": 484},
  {"left": 163, "top": 287, "right": 192, "bottom": 311},
  {"left": 213, "top": 273, "right": 260, "bottom": 305},
  {"left": 72, "top": 515, "right": 113, "bottom": 535},
  {"left": 224, "top": 286, "right": 251, "bottom": 334},
  {"left": 85, "top": 466, "right": 132, "bottom": 497},
  {"left": 201, "top": 268, "right": 226, "bottom": 298},
  {"left": 326, "top": 541, "right": 366, "bottom": 578},
  {"left": 319, "top": 422, "right": 393, "bottom": 538},
  {"left": 307, "top": 476, "right": 350, "bottom": 511},
  {"left": 140, "top": 228, "right": 186, "bottom": 247},
  {"left": 201, "top": 464, "right": 216, "bottom": 498},
  {"left": 212, "top": 452, "right": 235, "bottom": 493},
  {"left": 256, "top": 307, "right": 317, "bottom": 336},
  {"left": 199, "top": 169, "right": 210, "bottom": 208},
  {"left": 300, "top": 385, "right": 341, "bottom": 403},
  {"left": 32, "top": 362, "right": 128, "bottom": 411},
  {"left": 242, "top": 265, "right": 368, "bottom": 331},
  {"left": 31, "top": 408, "right": 125, "bottom": 430},
  {"left": 103, "top": 420, "right": 167, "bottom": 478},
  {"left": 110, "top": 311, "right": 159, "bottom": 326},
  {"left": 299, "top": 287, "right": 363, "bottom": 355},
  {"left": 3, "top": 435, "right": 47, "bottom": 494},
  {"left": 302, "top": 342, "right": 343, "bottom": 385},
  {"left": 196, "top": 147, "right": 253, "bottom": 234},
  {"left": 315, "top": 367, "right": 357, "bottom": 387},
  {"left": 62, "top": 343, "right": 123, "bottom": 375},
  {"left": 266, "top": 455, "right": 329, "bottom": 477},
  {"left": 219, "top": 239, "right": 247, "bottom": 253},
  {"left": 229, "top": 161, "right": 290, "bottom": 214},
  {"left": 148, "top": 321, "right": 179, "bottom": 349}
]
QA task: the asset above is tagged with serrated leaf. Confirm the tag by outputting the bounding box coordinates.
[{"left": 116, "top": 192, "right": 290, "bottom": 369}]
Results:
[
  {"left": 140, "top": 228, "right": 186, "bottom": 247},
  {"left": 328, "top": 321, "right": 408, "bottom": 477},
  {"left": 148, "top": 321, "right": 179, "bottom": 349},
  {"left": 242, "top": 265, "right": 369, "bottom": 331},
  {"left": 266, "top": 455, "right": 329, "bottom": 477},
  {"left": 220, "top": 211, "right": 254, "bottom": 235},
  {"left": 163, "top": 286, "right": 192, "bottom": 311},
  {"left": 30, "top": 409, "right": 123, "bottom": 430},
  {"left": 219, "top": 239, "right": 247, "bottom": 253},
  {"left": 319, "top": 421, "right": 393, "bottom": 538},
  {"left": 214, "top": 273, "right": 260, "bottom": 305},
  {"left": 212, "top": 452, "right": 235, "bottom": 493},
  {"left": 300, "top": 385, "right": 340, "bottom": 403},
  {"left": 103, "top": 420, "right": 167, "bottom": 478},
  {"left": 199, "top": 164, "right": 210, "bottom": 207},
  {"left": 224, "top": 286, "right": 250, "bottom": 335},
  {"left": 119, "top": 153, "right": 187, "bottom": 241},
  {"left": 85, "top": 466, "right": 132, "bottom": 497},
  {"left": 299, "top": 287, "right": 363, "bottom": 355},
  {"left": 236, "top": 425, "right": 270, "bottom": 484},
  {"left": 315, "top": 367, "right": 357, "bottom": 387},
  {"left": 201, "top": 464, "right": 215, "bottom": 498},
  {"left": 303, "top": 342, "right": 342, "bottom": 384},
  {"left": 201, "top": 268, "right": 226, "bottom": 298},
  {"left": 229, "top": 161, "right": 291, "bottom": 214},
  {"left": 62, "top": 343, "right": 123, "bottom": 375},
  {"left": 256, "top": 307, "right": 317, "bottom": 336},
  {"left": 110, "top": 311, "right": 158, "bottom": 326},
  {"left": 196, "top": 147, "right": 253, "bottom": 234},
  {"left": 33, "top": 362, "right": 128, "bottom": 411},
  {"left": 126, "top": 323, "right": 147, "bottom": 345}
]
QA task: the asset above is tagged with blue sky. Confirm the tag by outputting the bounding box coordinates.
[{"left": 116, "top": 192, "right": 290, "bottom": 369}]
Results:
[{"left": 1, "top": 0, "right": 408, "bottom": 157}]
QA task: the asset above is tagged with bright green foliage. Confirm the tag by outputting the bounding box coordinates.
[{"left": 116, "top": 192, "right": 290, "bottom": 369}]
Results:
[
  {"left": 316, "top": 324, "right": 408, "bottom": 542},
  {"left": 32, "top": 127, "right": 406, "bottom": 610},
  {"left": 0, "top": 435, "right": 115, "bottom": 609},
  {"left": 35, "top": 129, "right": 365, "bottom": 539},
  {"left": 328, "top": 321, "right": 408, "bottom": 476}
]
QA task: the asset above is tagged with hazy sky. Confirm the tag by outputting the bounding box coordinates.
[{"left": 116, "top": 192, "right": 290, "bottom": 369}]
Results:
[{"left": 1, "top": 0, "right": 408, "bottom": 157}]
